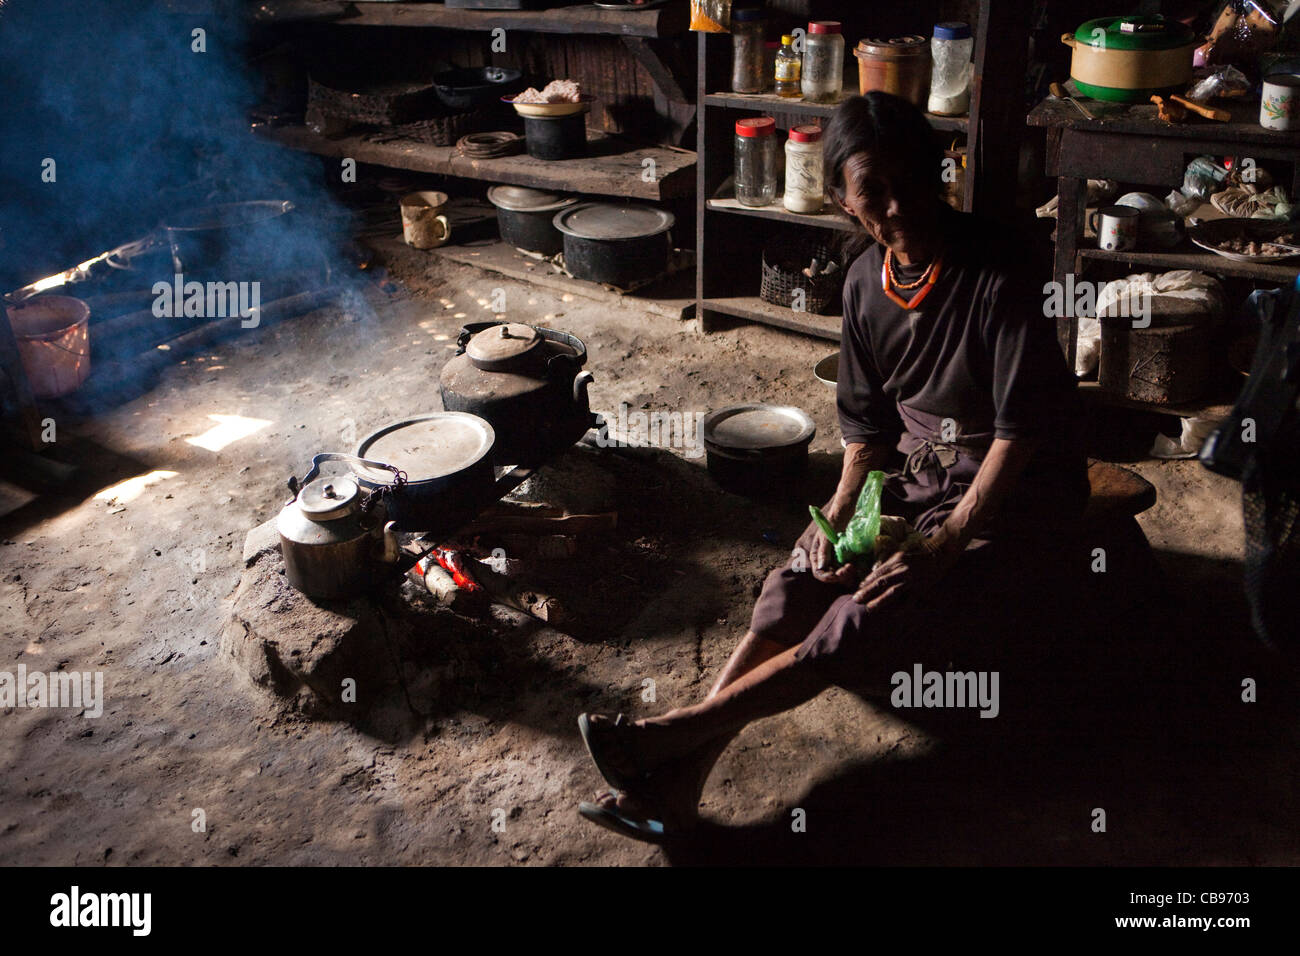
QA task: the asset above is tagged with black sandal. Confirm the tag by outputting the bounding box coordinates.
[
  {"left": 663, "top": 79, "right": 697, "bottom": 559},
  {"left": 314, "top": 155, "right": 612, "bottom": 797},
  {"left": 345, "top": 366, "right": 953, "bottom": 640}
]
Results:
[
  {"left": 577, "top": 713, "right": 651, "bottom": 793},
  {"left": 578, "top": 798, "right": 669, "bottom": 845}
]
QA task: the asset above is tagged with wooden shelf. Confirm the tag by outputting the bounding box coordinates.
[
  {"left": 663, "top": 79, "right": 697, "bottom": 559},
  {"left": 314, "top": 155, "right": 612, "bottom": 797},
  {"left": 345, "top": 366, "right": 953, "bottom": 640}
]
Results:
[
  {"left": 252, "top": 1, "right": 688, "bottom": 37},
  {"left": 705, "top": 91, "right": 969, "bottom": 131},
  {"left": 706, "top": 196, "right": 855, "bottom": 232},
  {"left": 1028, "top": 95, "right": 1300, "bottom": 148},
  {"left": 1077, "top": 380, "right": 1235, "bottom": 419},
  {"left": 254, "top": 123, "right": 695, "bottom": 201},
  {"left": 701, "top": 296, "right": 841, "bottom": 341},
  {"left": 1077, "top": 246, "right": 1300, "bottom": 285}
]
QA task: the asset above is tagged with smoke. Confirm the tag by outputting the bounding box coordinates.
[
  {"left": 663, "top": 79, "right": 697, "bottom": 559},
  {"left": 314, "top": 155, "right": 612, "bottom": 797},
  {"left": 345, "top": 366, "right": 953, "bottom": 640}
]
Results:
[{"left": 0, "top": 0, "right": 348, "bottom": 295}]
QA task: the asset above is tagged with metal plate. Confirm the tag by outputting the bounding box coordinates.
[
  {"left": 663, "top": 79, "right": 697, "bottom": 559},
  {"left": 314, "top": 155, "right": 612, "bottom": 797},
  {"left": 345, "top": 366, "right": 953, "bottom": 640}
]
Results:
[
  {"left": 486, "top": 185, "right": 576, "bottom": 213},
  {"left": 814, "top": 353, "right": 839, "bottom": 386},
  {"left": 702, "top": 404, "right": 816, "bottom": 453},
  {"left": 1188, "top": 218, "right": 1300, "bottom": 263},
  {"left": 553, "top": 202, "right": 675, "bottom": 241},
  {"left": 354, "top": 412, "right": 495, "bottom": 483}
]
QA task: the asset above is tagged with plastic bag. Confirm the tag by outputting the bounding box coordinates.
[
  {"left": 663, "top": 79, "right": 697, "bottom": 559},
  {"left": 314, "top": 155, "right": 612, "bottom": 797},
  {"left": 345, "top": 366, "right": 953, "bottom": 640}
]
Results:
[
  {"left": 1182, "top": 156, "right": 1229, "bottom": 202},
  {"left": 1211, "top": 183, "right": 1291, "bottom": 218},
  {"left": 1186, "top": 65, "right": 1251, "bottom": 101},
  {"left": 690, "top": 0, "right": 731, "bottom": 33},
  {"left": 1197, "top": 1, "right": 1285, "bottom": 67},
  {"left": 1097, "top": 270, "right": 1228, "bottom": 322},
  {"left": 810, "top": 470, "right": 885, "bottom": 566}
]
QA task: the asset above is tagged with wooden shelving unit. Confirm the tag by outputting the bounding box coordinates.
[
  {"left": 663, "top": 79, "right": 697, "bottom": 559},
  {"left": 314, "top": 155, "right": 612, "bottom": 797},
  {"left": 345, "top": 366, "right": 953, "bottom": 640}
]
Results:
[
  {"left": 706, "top": 194, "right": 855, "bottom": 231},
  {"left": 1077, "top": 247, "right": 1300, "bottom": 285},
  {"left": 704, "top": 90, "right": 969, "bottom": 131},
  {"left": 255, "top": 123, "right": 695, "bottom": 201},
  {"left": 1076, "top": 381, "right": 1235, "bottom": 420},
  {"left": 1028, "top": 93, "right": 1300, "bottom": 416},
  {"left": 252, "top": 1, "right": 689, "bottom": 38},
  {"left": 702, "top": 295, "right": 842, "bottom": 341},
  {"left": 696, "top": 0, "right": 1029, "bottom": 339}
]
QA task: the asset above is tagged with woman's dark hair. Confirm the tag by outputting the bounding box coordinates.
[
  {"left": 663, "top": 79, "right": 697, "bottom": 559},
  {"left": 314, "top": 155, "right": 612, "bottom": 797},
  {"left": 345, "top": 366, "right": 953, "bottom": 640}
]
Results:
[{"left": 823, "top": 92, "right": 946, "bottom": 202}]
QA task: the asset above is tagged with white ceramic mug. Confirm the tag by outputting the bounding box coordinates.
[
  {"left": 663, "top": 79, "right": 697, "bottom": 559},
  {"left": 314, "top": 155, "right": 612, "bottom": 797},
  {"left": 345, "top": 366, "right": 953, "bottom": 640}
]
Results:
[
  {"left": 1260, "top": 74, "right": 1300, "bottom": 131},
  {"left": 1089, "top": 205, "right": 1140, "bottom": 252},
  {"left": 400, "top": 191, "right": 452, "bottom": 249}
]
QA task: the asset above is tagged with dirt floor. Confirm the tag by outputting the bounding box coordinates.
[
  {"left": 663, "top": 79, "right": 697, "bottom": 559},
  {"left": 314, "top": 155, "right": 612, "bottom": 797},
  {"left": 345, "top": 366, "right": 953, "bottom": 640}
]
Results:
[{"left": 3, "top": 245, "right": 1298, "bottom": 866}]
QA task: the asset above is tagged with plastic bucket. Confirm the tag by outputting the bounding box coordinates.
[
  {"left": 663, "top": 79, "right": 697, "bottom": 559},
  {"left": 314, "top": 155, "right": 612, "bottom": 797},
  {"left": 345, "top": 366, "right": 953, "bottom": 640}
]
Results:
[{"left": 5, "top": 295, "right": 91, "bottom": 398}]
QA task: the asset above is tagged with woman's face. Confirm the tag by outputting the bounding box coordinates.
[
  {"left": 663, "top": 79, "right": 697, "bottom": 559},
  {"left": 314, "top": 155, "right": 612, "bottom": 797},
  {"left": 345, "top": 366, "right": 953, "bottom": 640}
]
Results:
[{"left": 834, "top": 150, "right": 943, "bottom": 262}]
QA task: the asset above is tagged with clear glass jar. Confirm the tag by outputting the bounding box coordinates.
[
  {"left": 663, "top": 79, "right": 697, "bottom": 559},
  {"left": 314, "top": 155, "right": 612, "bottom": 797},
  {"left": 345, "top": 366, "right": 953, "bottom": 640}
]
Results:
[
  {"left": 730, "top": 9, "right": 767, "bottom": 94},
  {"left": 927, "top": 21, "right": 972, "bottom": 116},
  {"left": 783, "top": 125, "right": 824, "bottom": 213},
  {"left": 735, "top": 116, "right": 777, "bottom": 207},
  {"left": 801, "top": 21, "right": 844, "bottom": 103},
  {"left": 774, "top": 33, "right": 801, "bottom": 98}
]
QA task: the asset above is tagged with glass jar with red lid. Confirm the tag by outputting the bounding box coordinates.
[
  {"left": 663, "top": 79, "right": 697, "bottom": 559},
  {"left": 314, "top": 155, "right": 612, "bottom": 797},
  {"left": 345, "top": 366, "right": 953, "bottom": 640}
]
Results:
[{"left": 735, "top": 116, "right": 777, "bottom": 207}]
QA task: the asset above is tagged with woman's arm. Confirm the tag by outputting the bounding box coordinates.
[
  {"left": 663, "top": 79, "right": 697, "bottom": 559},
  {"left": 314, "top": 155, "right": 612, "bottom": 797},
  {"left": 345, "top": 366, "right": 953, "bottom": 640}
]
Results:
[
  {"left": 926, "top": 436, "right": 1038, "bottom": 559},
  {"left": 852, "top": 436, "right": 1037, "bottom": 607}
]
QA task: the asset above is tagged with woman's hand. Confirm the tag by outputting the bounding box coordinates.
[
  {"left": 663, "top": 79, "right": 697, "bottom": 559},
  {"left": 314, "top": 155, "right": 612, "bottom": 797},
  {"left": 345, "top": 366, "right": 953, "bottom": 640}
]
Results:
[
  {"left": 852, "top": 536, "right": 961, "bottom": 609},
  {"left": 793, "top": 501, "right": 857, "bottom": 585}
]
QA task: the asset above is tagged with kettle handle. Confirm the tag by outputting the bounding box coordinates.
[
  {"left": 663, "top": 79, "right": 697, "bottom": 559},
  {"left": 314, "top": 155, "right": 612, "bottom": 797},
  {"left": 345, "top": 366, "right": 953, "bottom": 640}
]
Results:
[{"left": 288, "top": 452, "right": 403, "bottom": 496}]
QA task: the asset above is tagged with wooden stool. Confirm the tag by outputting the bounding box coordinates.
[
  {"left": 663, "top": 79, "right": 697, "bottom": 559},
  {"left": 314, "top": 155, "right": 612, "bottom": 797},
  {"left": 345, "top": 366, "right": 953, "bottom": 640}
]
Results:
[{"left": 1082, "top": 459, "right": 1157, "bottom": 522}]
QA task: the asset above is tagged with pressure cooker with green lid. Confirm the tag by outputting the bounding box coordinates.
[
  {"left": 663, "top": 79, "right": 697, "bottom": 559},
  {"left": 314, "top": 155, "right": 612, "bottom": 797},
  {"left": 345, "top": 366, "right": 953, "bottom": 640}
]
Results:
[{"left": 1061, "top": 15, "right": 1198, "bottom": 103}]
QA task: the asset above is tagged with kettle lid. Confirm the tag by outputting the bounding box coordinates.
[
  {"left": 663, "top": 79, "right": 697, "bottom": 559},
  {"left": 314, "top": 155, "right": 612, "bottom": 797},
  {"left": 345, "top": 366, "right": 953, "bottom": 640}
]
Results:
[
  {"left": 466, "top": 322, "right": 543, "bottom": 370},
  {"left": 298, "top": 475, "right": 361, "bottom": 520}
]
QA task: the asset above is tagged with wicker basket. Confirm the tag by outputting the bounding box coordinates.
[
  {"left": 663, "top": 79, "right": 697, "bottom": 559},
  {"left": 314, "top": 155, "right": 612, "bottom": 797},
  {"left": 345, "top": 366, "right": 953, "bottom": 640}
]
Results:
[
  {"left": 307, "top": 75, "right": 440, "bottom": 127},
  {"left": 760, "top": 238, "right": 846, "bottom": 315},
  {"left": 376, "top": 111, "right": 484, "bottom": 147}
]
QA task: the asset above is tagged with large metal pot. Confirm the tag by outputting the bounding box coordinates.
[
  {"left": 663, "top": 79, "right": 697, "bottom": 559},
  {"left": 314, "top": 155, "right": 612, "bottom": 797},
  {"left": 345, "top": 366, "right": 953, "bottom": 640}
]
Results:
[
  {"left": 353, "top": 412, "right": 499, "bottom": 532},
  {"left": 432, "top": 66, "right": 523, "bottom": 111},
  {"left": 1061, "top": 15, "right": 1197, "bottom": 103},
  {"left": 278, "top": 456, "right": 401, "bottom": 600},
  {"left": 487, "top": 185, "right": 577, "bottom": 256},
  {"left": 164, "top": 199, "right": 296, "bottom": 277},
  {"left": 553, "top": 202, "right": 674, "bottom": 287},
  {"left": 701, "top": 403, "right": 817, "bottom": 495},
  {"left": 439, "top": 321, "right": 595, "bottom": 467}
]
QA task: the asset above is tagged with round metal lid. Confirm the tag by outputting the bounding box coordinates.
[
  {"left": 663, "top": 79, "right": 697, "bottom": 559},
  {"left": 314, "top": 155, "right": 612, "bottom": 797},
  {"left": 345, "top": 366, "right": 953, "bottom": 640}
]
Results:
[
  {"left": 355, "top": 413, "right": 495, "bottom": 483},
  {"left": 813, "top": 353, "right": 838, "bottom": 387},
  {"left": 703, "top": 404, "right": 816, "bottom": 452},
  {"left": 298, "top": 475, "right": 361, "bottom": 520},
  {"left": 486, "top": 184, "right": 577, "bottom": 214},
  {"left": 466, "top": 322, "right": 543, "bottom": 369},
  {"left": 552, "top": 202, "right": 675, "bottom": 241}
]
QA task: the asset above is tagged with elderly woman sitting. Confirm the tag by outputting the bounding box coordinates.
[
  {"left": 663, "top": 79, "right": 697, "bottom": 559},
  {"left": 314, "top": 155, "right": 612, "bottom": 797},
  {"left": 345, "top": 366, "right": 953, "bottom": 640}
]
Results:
[{"left": 577, "top": 92, "right": 1088, "bottom": 843}]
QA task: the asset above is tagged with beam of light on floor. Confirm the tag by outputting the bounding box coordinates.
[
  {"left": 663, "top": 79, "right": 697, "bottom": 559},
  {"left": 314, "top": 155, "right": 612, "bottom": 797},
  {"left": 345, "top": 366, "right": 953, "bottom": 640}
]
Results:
[
  {"left": 185, "top": 414, "right": 273, "bottom": 452},
  {"left": 93, "top": 470, "right": 179, "bottom": 505}
]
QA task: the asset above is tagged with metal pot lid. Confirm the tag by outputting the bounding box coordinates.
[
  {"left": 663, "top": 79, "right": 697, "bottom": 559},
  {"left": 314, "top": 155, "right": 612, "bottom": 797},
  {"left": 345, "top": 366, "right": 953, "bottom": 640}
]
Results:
[
  {"left": 355, "top": 412, "right": 495, "bottom": 483},
  {"left": 298, "top": 475, "right": 361, "bottom": 520},
  {"left": 855, "top": 35, "right": 929, "bottom": 57},
  {"left": 703, "top": 404, "right": 816, "bottom": 453},
  {"left": 553, "top": 202, "right": 675, "bottom": 241},
  {"left": 487, "top": 184, "right": 576, "bottom": 214},
  {"left": 814, "top": 353, "right": 839, "bottom": 387},
  {"left": 466, "top": 322, "right": 543, "bottom": 369},
  {"left": 1073, "top": 15, "right": 1195, "bottom": 50}
]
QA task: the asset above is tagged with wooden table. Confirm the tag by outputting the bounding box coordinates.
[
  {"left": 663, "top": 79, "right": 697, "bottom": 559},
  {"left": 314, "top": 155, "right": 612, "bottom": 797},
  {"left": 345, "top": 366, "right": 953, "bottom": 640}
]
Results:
[{"left": 1027, "top": 95, "right": 1300, "bottom": 391}]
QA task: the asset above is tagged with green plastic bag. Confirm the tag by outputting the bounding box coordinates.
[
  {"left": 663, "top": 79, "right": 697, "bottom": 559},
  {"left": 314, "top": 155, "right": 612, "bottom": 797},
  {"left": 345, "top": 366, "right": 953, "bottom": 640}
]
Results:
[{"left": 809, "top": 470, "right": 885, "bottom": 566}]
